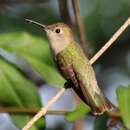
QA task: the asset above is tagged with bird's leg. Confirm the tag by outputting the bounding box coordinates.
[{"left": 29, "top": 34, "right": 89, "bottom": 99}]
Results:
[
  {"left": 64, "top": 80, "right": 73, "bottom": 89},
  {"left": 90, "top": 17, "right": 130, "bottom": 65}
]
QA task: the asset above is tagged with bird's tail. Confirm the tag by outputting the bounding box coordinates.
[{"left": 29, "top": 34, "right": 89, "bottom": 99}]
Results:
[{"left": 91, "top": 94, "right": 115, "bottom": 116}]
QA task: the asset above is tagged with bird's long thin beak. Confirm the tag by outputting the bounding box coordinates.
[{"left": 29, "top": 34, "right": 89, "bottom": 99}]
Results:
[{"left": 25, "top": 18, "right": 47, "bottom": 29}]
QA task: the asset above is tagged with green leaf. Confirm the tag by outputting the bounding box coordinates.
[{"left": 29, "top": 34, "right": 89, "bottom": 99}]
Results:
[
  {"left": 11, "top": 114, "right": 45, "bottom": 130},
  {"left": 65, "top": 102, "right": 90, "bottom": 122},
  {"left": 0, "top": 10, "right": 63, "bottom": 129},
  {"left": 11, "top": 115, "right": 38, "bottom": 130},
  {"left": 0, "top": 32, "right": 65, "bottom": 86},
  {"left": 116, "top": 86, "right": 130, "bottom": 129},
  {"left": 23, "top": 54, "right": 64, "bottom": 86},
  {"left": 0, "top": 59, "right": 44, "bottom": 129},
  {"left": 0, "top": 67, "right": 22, "bottom": 106},
  {"left": 0, "top": 59, "right": 41, "bottom": 107},
  {"left": 0, "top": 48, "right": 45, "bottom": 85},
  {"left": 94, "top": 114, "right": 108, "bottom": 130}
]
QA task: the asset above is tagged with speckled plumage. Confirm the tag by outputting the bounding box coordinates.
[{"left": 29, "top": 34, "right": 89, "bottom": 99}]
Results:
[{"left": 56, "top": 42, "right": 113, "bottom": 114}]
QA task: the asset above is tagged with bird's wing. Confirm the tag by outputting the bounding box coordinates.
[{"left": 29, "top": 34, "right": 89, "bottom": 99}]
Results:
[
  {"left": 57, "top": 61, "right": 89, "bottom": 103},
  {"left": 57, "top": 63, "right": 78, "bottom": 87}
]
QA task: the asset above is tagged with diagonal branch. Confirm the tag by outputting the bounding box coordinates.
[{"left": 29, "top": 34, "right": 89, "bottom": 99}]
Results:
[
  {"left": 90, "top": 17, "right": 130, "bottom": 65},
  {"left": 22, "top": 87, "right": 66, "bottom": 130}
]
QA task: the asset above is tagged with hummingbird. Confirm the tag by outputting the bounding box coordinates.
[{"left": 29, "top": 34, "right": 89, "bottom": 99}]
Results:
[{"left": 26, "top": 19, "right": 114, "bottom": 115}]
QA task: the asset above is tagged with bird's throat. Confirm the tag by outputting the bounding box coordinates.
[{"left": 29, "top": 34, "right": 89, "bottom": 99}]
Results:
[{"left": 48, "top": 37, "right": 70, "bottom": 56}]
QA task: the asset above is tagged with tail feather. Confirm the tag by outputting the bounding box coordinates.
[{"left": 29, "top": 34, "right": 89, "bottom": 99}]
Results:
[
  {"left": 72, "top": 84, "right": 115, "bottom": 116},
  {"left": 91, "top": 96, "right": 115, "bottom": 116}
]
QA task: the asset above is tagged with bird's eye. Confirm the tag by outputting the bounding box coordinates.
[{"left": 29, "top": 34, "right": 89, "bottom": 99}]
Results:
[{"left": 55, "top": 28, "right": 61, "bottom": 33}]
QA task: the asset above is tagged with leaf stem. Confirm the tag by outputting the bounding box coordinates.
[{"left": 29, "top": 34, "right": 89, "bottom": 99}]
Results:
[{"left": 0, "top": 107, "right": 67, "bottom": 115}]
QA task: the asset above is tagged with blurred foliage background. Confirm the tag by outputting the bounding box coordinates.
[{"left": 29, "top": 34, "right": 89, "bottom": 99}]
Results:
[{"left": 0, "top": 0, "right": 130, "bottom": 130}]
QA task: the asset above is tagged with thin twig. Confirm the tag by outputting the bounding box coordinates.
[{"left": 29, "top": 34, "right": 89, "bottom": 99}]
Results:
[
  {"left": 58, "top": 0, "right": 72, "bottom": 26},
  {"left": 72, "top": 0, "right": 90, "bottom": 57},
  {"left": 0, "top": 107, "right": 67, "bottom": 115},
  {"left": 22, "top": 88, "right": 66, "bottom": 130},
  {"left": 0, "top": 106, "right": 120, "bottom": 118},
  {"left": 90, "top": 17, "right": 130, "bottom": 65}
]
